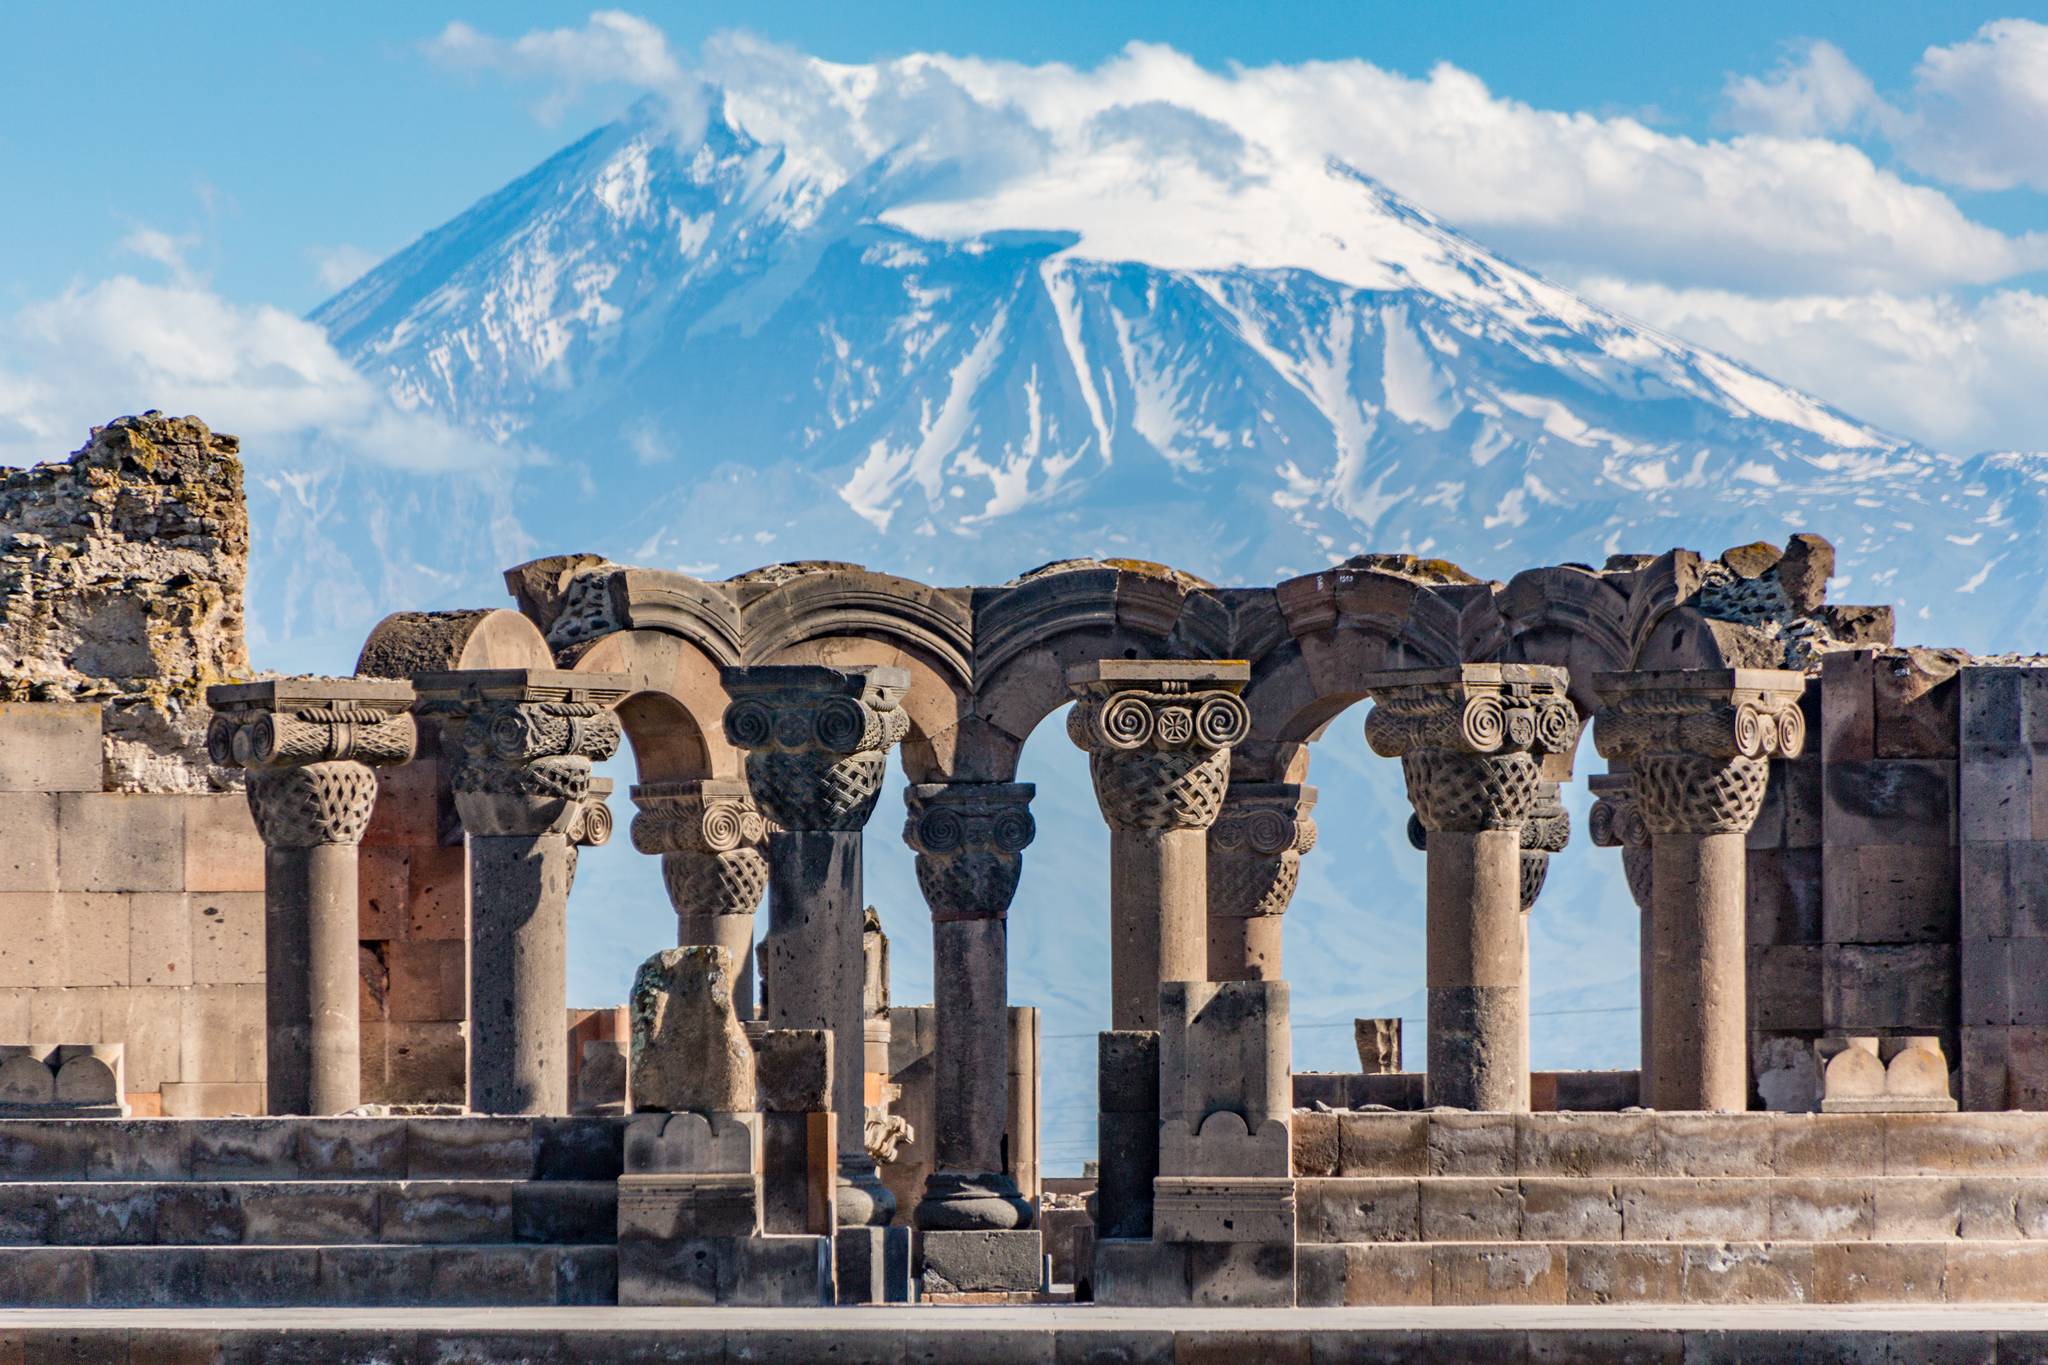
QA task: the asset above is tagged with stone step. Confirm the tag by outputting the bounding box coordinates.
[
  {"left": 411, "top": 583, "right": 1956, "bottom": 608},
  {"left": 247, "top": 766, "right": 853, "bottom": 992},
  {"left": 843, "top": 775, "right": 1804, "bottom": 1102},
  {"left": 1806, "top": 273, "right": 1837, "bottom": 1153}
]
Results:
[
  {"left": 0, "top": 1179, "right": 615, "bottom": 1247},
  {"left": 1297, "top": 1238, "right": 2048, "bottom": 1307},
  {"left": 1294, "top": 1110, "right": 2048, "bottom": 1180},
  {"left": 0, "top": 1115, "right": 626, "bottom": 1183},
  {"left": 0, "top": 1242, "right": 616, "bottom": 1307},
  {"left": 1298, "top": 1173, "right": 2048, "bottom": 1244}
]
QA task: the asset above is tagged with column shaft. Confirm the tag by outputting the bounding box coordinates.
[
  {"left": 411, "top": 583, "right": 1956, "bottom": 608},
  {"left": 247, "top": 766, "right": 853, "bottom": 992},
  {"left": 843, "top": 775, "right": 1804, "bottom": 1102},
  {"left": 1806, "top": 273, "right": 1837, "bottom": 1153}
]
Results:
[
  {"left": 264, "top": 843, "right": 363, "bottom": 1115},
  {"left": 932, "top": 917, "right": 1009, "bottom": 1175},
  {"left": 1110, "top": 827, "right": 1206, "bottom": 1030},
  {"left": 469, "top": 832, "right": 575, "bottom": 1114},
  {"left": 1425, "top": 828, "right": 1528, "bottom": 1111},
  {"left": 683, "top": 910, "right": 758, "bottom": 1018},
  {"left": 1209, "top": 914, "right": 1284, "bottom": 982},
  {"left": 1649, "top": 830, "right": 1748, "bottom": 1111},
  {"left": 762, "top": 830, "right": 868, "bottom": 1204}
]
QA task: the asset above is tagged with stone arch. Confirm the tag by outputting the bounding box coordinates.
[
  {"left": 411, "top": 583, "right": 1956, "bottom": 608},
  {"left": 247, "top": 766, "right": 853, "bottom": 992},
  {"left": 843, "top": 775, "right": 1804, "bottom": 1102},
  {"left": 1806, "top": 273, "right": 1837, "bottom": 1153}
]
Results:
[
  {"left": 1239, "top": 559, "right": 1479, "bottom": 783},
  {"left": 566, "top": 627, "right": 726, "bottom": 784},
  {"left": 969, "top": 560, "right": 1228, "bottom": 782},
  {"left": 355, "top": 607, "right": 553, "bottom": 678}
]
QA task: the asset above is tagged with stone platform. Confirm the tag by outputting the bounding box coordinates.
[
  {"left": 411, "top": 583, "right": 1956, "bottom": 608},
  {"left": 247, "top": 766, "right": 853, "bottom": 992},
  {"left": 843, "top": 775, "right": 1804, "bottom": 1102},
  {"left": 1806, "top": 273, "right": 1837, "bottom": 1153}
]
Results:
[
  {"left": 0, "top": 1116, "right": 623, "bottom": 1307},
  {"left": 1293, "top": 1108, "right": 2048, "bottom": 1306},
  {"left": 1, "top": 1304, "right": 2046, "bottom": 1362}
]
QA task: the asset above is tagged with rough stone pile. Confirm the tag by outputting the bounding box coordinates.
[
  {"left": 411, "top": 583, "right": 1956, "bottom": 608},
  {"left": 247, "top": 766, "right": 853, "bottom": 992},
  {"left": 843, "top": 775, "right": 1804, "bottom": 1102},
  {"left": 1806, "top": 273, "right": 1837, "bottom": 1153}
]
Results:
[{"left": 0, "top": 413, "right": 250, "bottom": 790}]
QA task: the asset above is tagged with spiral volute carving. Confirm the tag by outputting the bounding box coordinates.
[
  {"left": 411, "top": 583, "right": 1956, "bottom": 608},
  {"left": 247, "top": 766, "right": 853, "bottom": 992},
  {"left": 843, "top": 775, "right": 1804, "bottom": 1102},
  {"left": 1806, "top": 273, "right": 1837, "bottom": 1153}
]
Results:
[{"left": 904, "top": 782, "right": 1035, "bottom": 921}]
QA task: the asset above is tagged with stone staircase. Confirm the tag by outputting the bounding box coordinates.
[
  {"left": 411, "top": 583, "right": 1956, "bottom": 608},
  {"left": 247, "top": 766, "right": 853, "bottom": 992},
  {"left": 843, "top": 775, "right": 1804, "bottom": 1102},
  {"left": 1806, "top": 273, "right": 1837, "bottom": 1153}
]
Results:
[
  {"left": 1293, "top": 1109, "right": 2048, "bottom": 1306},
  {"left": 0, "top": 1115, "right": 622, "bottom": 1306}
]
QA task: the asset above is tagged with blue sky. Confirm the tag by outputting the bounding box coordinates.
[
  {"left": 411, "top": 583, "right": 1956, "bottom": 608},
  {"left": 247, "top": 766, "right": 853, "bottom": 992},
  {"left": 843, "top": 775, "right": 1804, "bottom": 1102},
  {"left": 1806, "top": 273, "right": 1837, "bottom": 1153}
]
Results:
[{"left": 2, "top": 3, "right": 2040, "bottom": 309}]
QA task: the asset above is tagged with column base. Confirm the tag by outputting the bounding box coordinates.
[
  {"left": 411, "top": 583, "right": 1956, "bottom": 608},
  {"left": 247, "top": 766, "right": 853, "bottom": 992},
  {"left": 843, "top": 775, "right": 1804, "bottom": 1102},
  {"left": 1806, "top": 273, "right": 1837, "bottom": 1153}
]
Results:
[
  {"left": 833, "top": 1224, "right": 912, "bottom": 1304},
  {"left": 913, "top": 1169, "right": 1034, "bottom": 1231},
  {"left": 835, "top": 1161, "right": 897, "bottom": 1227},
  {"left": 919, "top": 1228, "right": 1044, "bottom": 1294}
]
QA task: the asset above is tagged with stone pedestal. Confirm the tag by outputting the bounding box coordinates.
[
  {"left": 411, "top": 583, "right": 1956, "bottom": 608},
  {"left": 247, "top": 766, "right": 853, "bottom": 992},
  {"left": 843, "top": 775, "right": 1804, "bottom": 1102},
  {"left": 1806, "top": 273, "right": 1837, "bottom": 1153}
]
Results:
[
  {"left": 904, "top": 781, "right": 1036, "bottom": 1239},
  {"left": 1595, "top": 668, "right": 1807, "bottom": 1112},
  {"left": 415, "top": 668, "right": 627, "bottom": 1115},
  {"left": 750, "top": 1026, "right": 835, "bottom": 1236},
  {"left": 207, "top": 678, "right": 417, "bottom": 1116},
  {"left": 1099, "top": 979, "right": 1296, "bottom": 1307},
  {"left": 1364, "top": 665, "right": 1579, "bottom": 1113},
  {"left": 723, "top": 664, "right": 910, "bottom": 1261},
  {"left": 631, "top": 778, "right": 771, "bottom": 1018},
  {"left": 1068, "top": 660, "right": 1252, "bottom": 1030},
  {"left": 1096, "top": 1030, "right": 1160, "bottom": 1241},
  {"left": 1207, "top": 783, "right": 1317, "bottom": 982},
  {"left": 920, "top": 1229, "right": 1045, "bottom": 1295}
]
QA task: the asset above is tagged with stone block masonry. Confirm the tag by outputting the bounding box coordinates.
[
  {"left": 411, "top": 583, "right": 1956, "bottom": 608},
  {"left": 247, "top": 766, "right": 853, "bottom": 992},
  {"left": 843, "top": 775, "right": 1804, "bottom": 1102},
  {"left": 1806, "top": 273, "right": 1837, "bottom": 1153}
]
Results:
[{"left": 0, "top": 709, "right": 265, "bottom": 1115}]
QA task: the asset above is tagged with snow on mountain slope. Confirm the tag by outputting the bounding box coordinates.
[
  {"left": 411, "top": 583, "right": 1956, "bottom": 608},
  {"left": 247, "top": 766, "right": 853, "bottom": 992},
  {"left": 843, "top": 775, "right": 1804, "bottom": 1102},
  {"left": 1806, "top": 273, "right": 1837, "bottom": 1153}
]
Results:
[{"left": 274, "top": 89, "right": 2046, "bottom": 1170}]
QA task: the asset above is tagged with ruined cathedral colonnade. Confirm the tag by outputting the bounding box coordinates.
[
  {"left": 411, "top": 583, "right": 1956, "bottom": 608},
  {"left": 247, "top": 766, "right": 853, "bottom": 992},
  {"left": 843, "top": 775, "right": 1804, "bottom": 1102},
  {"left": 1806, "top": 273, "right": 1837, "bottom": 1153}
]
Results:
[{"left": 299, "top": 544, "right": 1862, "bottom": 1158}]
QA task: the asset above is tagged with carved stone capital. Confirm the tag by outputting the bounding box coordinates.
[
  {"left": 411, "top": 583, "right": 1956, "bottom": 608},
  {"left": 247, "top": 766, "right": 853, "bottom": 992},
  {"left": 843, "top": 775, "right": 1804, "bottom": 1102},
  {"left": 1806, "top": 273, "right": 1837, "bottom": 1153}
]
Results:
[
  {"left": 631, "top": 778, "right": 772, "bottom": 920},
  {"left": 1067, "top": 660, "right": 1252, "bottom": 833},
  {"left": 414, "top": 669, "right": 629, "bottom": 838},
  {"left": 1587, "top": 770, "right": 1655, "bottom": 912},
  {"left": 1209, "top": 782, "right": 1318, "bottom": 920},
  {"left": 1517, "top": 781, "right": 1570, "bottom": 912},
  {"left": 1363, "top": 665, "right": 1578, "bottom": 834},
  {"left": 903, "top": 781, "right": 1036, "bottom": 922},
  {"left": 1593, "top": 669, "right": 1807, "bottom": 836},
  {"left": 207, "top": 678, "right": 419, "bottom": 849},
  {"left": 720, "top": 665, "right": 912, "bottom": 833},
  {"left": 245, "top": 762, "right": 380, "bottom": 848}
]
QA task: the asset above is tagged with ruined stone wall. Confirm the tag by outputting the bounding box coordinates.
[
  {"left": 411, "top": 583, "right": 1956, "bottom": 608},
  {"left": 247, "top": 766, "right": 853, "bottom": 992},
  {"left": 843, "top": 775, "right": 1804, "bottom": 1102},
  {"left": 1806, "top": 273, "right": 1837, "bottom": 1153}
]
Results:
[
  {"left": 0, "top": 413, "right": 251, "bottom": 793},
  {"left": 0, "top": 416, "right": 264, "bottom": 1115}
]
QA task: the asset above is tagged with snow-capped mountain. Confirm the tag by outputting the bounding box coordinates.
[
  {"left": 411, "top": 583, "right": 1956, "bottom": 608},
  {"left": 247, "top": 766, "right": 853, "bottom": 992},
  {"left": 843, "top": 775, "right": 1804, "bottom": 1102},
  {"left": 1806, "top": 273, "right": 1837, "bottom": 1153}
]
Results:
[
  {"left": 295, "top": 95, "right": 2041, "bottom": 645},
  {"left": 268, "top": 90, "right": 2046, "bottom": 1170}
]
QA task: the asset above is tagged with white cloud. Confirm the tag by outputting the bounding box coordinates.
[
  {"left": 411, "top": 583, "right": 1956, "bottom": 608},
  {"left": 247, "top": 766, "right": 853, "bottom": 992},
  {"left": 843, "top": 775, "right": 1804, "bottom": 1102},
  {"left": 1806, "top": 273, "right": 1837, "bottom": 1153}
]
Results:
[
  {"left": 0, "top": 270, "right": 515, "bottom": 473},
  {"left": 668, "top": 36, "right": 2048, "bottom": 297},
  {"left": 1896, "top": 19, "right": 2048, "bottom": 192},
  {"left": 424, "top": 10, "right": 706, "bottom": 136},
  {"left": 1723, "top": 40, "right": 1884, "bottom": 138},
  {"left": 308, "top": 243, "right": 379, "bottom": 293},
  {"left": 1578, "top": 276, "right": 2048, "bottom": 453},
  {"left": 116, "top": 227, "right": 201, "bottom": 285},
  {"left": 1721, "top": 21, "right": 2048, "bottom": 194}
]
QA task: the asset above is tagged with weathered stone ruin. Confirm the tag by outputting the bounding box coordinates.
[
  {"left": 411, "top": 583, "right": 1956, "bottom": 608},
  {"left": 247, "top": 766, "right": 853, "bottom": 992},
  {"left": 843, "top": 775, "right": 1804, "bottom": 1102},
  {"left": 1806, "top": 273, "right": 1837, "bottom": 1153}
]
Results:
[{"left": 10, "top": 416, "right": 2048, "bottom": 1353}]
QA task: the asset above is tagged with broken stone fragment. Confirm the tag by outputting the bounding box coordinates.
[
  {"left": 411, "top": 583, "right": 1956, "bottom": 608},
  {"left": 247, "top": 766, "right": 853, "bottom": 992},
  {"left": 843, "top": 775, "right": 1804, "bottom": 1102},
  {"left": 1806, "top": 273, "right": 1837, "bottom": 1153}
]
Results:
[{"left": 630, "top": 945, "right": 755, "bottom": 1114}]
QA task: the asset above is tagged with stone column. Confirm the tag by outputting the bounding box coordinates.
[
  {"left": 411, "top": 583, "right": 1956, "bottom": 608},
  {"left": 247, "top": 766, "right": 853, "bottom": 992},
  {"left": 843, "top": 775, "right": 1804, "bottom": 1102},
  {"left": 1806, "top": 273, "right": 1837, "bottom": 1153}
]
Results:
[
  {"left": 1588, "top": 770, "right": 1656, "bottom": 1099},
  {"left": 722, "top": 664, "right": 910, "bottom": 1228},
  {"left": 1207, "top": 783, "right": 1317, "bottom": 982},
  {"left": 631, "top": 778, "right": 771, "bottom": 1017},
  {"left": 415, "top": 668, "right": 627, "bottom": 1115},
  {"left": 903, "top": 781, "right": 1036, "bottom": 1231},
  {"left": 1067, "top": 661, "right": 1252, "bottom": 1029},
  {"left": 1364, "top": 664, "right": 1579, "bottom": 1112},
  {"left": 208, "top": 679, "right": 417, "bottom": 1116},
  {"left": 1594, "top": 669, "right": 1807, "bottom": 1112}
]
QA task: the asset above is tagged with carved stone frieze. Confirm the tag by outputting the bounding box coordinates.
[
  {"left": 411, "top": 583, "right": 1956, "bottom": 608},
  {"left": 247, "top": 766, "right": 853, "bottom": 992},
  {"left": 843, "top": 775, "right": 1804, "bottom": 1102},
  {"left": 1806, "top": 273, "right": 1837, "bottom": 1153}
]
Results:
[
  {"left": 903, "top": 781, "right": 1036, "bottom": 921},
  {"left": 1593, "top": 669, "right": 1807, "bottom": 836},
  {"left": 413, "top": 669, "right": 630, "bottom": 838},
  {"left": 1066, "top": 661, "right": 1252, "bottom": 833},
  {"left": 1208, "top": 782, "right": 1318, "bottom": 920},
  {"left": 720, "top": 665, "right": 911, "bottom": 833},
  {"left": 1363, "top": 664, "right": 1578, "bottom": 834},
  {"left": 206, "top": 678, "right": 419, "bottom": 849},
  {"left": 631, "top": 778, "right": 773, "bottom": 920}
]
